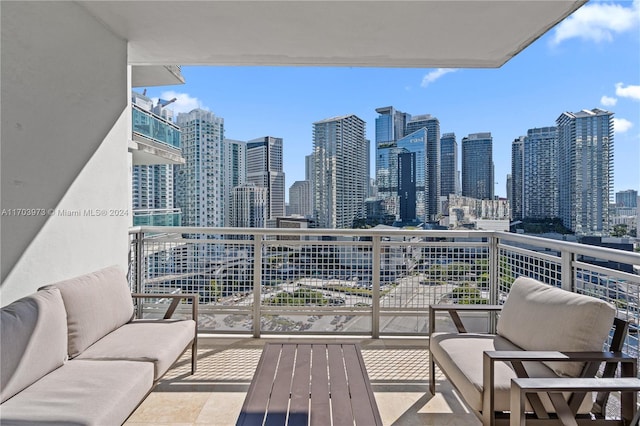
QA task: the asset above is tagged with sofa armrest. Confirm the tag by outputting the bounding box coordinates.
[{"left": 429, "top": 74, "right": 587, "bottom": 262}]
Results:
[
  {"left": 482, "top": 350, "right": 637, "bottom": 424},
  {"left": 429, "top": 304, "right": 503, "bottom": 334},
  {"left": 131, "top": 293, "right": 199, "bottom": 321}
]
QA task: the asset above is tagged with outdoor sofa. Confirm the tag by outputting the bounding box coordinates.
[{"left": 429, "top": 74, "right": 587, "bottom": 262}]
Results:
[{"left": 0, "top": 265, "right": 198, "bottom": 425}]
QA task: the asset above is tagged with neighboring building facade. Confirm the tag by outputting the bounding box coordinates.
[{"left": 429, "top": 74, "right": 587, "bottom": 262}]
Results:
[
  {"left": 305, "top": 153, "right": 316, "bottom": 214},
  {"left": 557, "top": 109, "right": 613, "bottom": 236},
  {"left": 374, "top": 107, "right": 441, "bottom": 222},
  {"left": 462, "top": 132, "right": 494, "bottom": 200},
  {"left": 175, "top": 108, "right": 225, "bottom": 227},
  {"left": 246, "top": 136, "right": 285, "bottom": 227},
  {"left": 440, "top": 132, "right": 458, "bottom": 200},
  {"left": 395, "top": 128, "right": 431, "bottom": 223},
  {"left": 230, "top": 183, "right": 267, "bottom": 228},
  {"left": 523, "top": 126, "right": 558, "bottom": 220},
  {"left": 510, "top": 136, "right": 524, "bottom": 220},
  {"left": 313, "top": 114, "right": 368, "bottom": 229},
  {"left": 289, "top": 180, "right": 313, "bottom": 217},
  {"left": 130, "top": 90, "right": 182, "bottom": 227},
  {"left": 222, "top": 139, "right": 247, "bottom": 226},
  {"left": 616, "top": 190, "right": 638, "bottom": 208},
  {"left": 405, "top": 114, "right": 440, "bottom": 220}
]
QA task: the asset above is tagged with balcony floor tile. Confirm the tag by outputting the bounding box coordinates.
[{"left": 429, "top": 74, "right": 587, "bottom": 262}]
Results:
[{"left": 126, "top": 336, "right": 481, "bottom": 426}]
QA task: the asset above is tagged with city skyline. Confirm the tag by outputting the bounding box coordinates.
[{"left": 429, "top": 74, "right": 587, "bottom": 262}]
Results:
[{"left": 144, "top": 0, "right": 639, "bottom": 199}]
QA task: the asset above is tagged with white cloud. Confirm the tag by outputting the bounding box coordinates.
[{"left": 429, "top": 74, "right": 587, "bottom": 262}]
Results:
[
  {"left": 613, "top": 117, "right": 633, "bottom": 133},
  {"left": 421, "top": 68, "right": 457, "bottom": 88},
  {"left": 551, "top": 0, "right": 640, "bottom": 45},
  {"left": 157, "top": 91, "right": 207, "bottom": 114},
  {"left": 615, "top": 82, "right": 640, "bottom": 100},
  {"left": 600, "top": 95, "right": 618, "bottom": 106}
]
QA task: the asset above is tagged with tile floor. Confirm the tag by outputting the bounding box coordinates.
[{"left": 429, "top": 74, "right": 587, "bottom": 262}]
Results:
[{"left": 125, "top": 336, "right": 481, "bottom": 426}]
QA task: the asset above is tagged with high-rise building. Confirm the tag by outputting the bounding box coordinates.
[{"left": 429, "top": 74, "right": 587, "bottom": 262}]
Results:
[
  {"left": 616, "top": 190, "right": 638, "bottom": 208},
  {"left": 130, "top": 91, "right": 182, "bottom": 226},
  {"left": 246, "top": 136, "right": 285, "bottom": 227},
  {"left": 440, "top": 132, "right": 458, "bottom": 199},
  {"left": 405, "top": 114, "right": 440, "bottom": 220},
  {"left": 395, "top": 128, "right": 432, "bottom": 223},
  {"left": 510, "top": 136, "right": 524, "bottom": 220},
  {"left": 230, "top": 183, "right": 267, "bottom": 228},
  {"left": 289, "top": 180, "right": 312, "bottom": 217},
  {"left": 175, "top": 109, "right": 225, "bottom": 228},
  {"left": 313, "top": 114, "right": 367, "bottom": 229},
  {"left": 305, "top": 153, "right": 316, "bottom": 215},
  {"left": 462, "top": 132, "right": 494, "bottom": 200},
  {"left": 375, "top": 106, "right": 410, "bottom": 219},
  {"left": 375, "top": 107, "right": 440, "bottom": 222},
  {"left": 523, "top": 127, "right": 558, "bottom": 220},
  {"left": 222, "top": 139, "right": 246, "bottom": 226},
  {"left": 557, "top": 108, "right": 613, "bottom": 236},
  {"left": 375, "top": 106, "right": 409, "bottom": 143}
]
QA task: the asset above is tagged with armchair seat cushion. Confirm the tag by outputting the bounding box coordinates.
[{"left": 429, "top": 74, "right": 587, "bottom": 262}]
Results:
[
  {"left": 430, "top": 332, "right": 593, "bottom": 413},
  {"left": 431, "top": 333, "right": 553, "bottom": 411},
  {"left": 75, "top": 319, "right": 196, "bottom": 380}
]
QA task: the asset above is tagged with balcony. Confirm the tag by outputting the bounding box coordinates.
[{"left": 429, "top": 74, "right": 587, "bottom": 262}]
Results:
[
  {"left": 125, "top": 227, "right": 640, "bottom": 424},
  {"left": 130, "top": 105, "right": 185, "bottom": 165}
]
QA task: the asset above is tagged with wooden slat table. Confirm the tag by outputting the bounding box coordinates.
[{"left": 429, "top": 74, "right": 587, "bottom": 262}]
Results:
[{"left": 237, "top": 343, "right": 382, "bottom": 426}]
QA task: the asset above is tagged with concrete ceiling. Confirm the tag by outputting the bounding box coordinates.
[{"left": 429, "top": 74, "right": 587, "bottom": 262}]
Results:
[{"left": 80, "top": 0, "right": 587, "bottom": 68}]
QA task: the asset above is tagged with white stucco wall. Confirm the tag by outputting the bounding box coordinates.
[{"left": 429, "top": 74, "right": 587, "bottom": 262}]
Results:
[{"left": 1, "top": 2, "right": 130, "bottom": 305}]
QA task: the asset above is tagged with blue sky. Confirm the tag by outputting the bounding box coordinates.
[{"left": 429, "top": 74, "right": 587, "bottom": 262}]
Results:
[{"left": 145, "top": 0, "right": 639, "bottom": 199}]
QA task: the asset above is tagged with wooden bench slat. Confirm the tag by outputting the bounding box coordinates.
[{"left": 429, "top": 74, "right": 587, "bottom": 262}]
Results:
[
  {"left": 327, "top": 344, "right": 355, "bottom": 426},
  {"left": 289, "top": 344, "right": 312, "bottom": 426},
  {"left": 310, "top": 344, "right": 331, "bottom": 426},
  {"left": 237, "top": 343, "right": 282, "bottom": 426},
  {"left": 265, "top": 344, "right": 297, "bottom": 426},
  {"left": 342, "top": 344, "right": 381, "bottom": 426}
]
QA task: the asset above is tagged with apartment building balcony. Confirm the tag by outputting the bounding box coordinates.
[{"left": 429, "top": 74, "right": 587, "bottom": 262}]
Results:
[
  {"left": 131, "top": 105, "right": 185, "bottom": 165},
  {"left": 131, "top": 65, "right": 185, "bottom": 88},
  {"left": 123, "top": 227, "right": 640, "bottom": 424}
]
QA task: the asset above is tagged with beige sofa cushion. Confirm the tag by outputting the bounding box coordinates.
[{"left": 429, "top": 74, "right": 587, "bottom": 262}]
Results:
[
  {"left": 76, "top": 319, "right": 196, "bottom": 380},
  {"left": 0, "top": 359, "right": 154, "bottom": 426},
  {"left": 43, "top": 265, "right": 134, "bottom": 358},
  {"left": 0, "top": 288, "right": 68, "bottom": 403},
  {"left": 497, "top": 276, "right": 615, "bottom": 377}
]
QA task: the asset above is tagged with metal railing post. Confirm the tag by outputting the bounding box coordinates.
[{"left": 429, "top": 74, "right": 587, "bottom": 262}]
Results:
[
  {"left": 372, "top": 236, "right": 381, "bottom": 339},
  {"left": 134, "top": 230, "right": 144, "bottom": 318},
  {"left": 560, "top": 249, "right": 574, "bottom": 292},
  {"left": 252, "top": 233, "right": 262, "bottom": 338},
  {"left": 488, "top": 233, "right": 499, "bottom": 333}
]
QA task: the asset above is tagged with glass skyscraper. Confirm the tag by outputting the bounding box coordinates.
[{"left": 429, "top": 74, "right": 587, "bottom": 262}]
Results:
[
  {"left": 374, "top": 107, "right": 441, "bottom": 222},
  {"left": 462, "top": 132, "right": 494, "bottom": 200},
  {"left": 440, "top": 132, "right": 458, "bottom": 200},
  {"left": 246, "top": 136, "right": 285, "bottom": 226},
  {"left": 313, "top": 114, "right": 367, "bottom": 229},
  {"left": 510, "top": 136, "right": 524, "bottom": 220},
  {"left": 523, "top": 127, "right": 558, "bottom": 220},
  {"left": 557, "top": 109, "right": 613, "bottom": 236}
]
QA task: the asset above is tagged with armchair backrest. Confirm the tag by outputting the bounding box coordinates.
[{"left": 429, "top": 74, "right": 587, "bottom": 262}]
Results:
[{"left": 497, "top": 276, "right": 616, "bottom": 377}]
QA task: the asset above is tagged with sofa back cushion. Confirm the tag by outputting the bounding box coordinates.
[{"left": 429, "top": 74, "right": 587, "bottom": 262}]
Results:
[
  {"left": 497, "top": 276, "right": 615, "bottom": 377},
  {"left": 1, "top": 288, "right": 68, "bottom": 403},
  {"left": 44, "top": 266, "right": 134, "bottom": 358}
]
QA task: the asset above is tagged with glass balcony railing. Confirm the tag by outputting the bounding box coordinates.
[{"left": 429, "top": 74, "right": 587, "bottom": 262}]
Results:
[
  {"left": 129, "top": 226, "right": 640, "bottom": 355},
  {"left": 132, "top": 105, "right": 181, "bottom": 149},
  {"left": 132, "top": 209, "right": 182, "bottom": 227}
]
